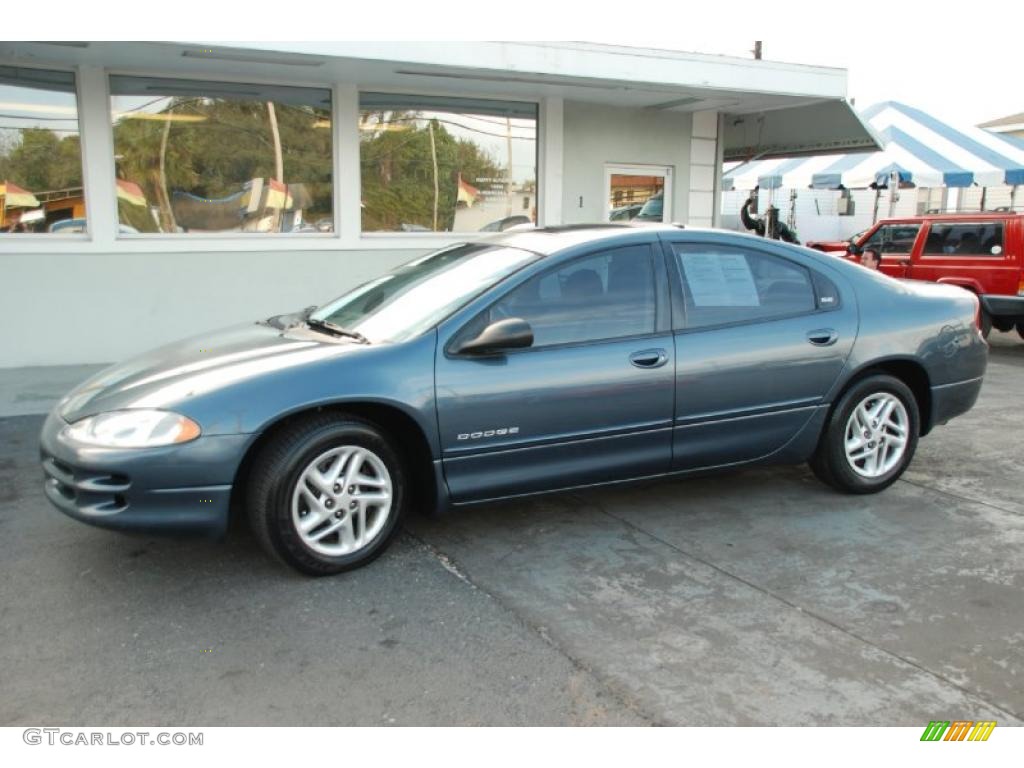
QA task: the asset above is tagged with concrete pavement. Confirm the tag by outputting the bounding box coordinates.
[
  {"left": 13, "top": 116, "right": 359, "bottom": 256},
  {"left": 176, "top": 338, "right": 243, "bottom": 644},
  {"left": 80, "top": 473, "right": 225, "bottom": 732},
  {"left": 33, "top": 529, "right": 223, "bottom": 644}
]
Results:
[{"left": 1, "top": 335, "right": 1022, "bottom": 725}]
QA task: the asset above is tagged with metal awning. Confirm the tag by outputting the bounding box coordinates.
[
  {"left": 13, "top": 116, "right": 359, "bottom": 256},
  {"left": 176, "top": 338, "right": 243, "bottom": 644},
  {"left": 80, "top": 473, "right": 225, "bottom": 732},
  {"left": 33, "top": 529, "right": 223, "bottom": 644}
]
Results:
[
  {"left": 722, "top": 100, "right": 881, "bottom": 162},
  {"left": 724, "top": 101, "right": 1024, "bottom": 191}
]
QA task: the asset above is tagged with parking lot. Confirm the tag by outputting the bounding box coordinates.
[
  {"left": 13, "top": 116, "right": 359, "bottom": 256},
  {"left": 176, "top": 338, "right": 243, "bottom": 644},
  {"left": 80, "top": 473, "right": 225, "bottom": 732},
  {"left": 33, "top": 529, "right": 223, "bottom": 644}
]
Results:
[{"left": 2, "top": 335, "right": 1023, "bottom": 727}]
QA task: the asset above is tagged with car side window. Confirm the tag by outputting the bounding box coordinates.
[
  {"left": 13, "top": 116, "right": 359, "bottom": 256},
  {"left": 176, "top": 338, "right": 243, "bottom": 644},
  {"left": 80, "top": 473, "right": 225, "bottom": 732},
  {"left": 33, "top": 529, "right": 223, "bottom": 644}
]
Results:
[
  {"left": 923, "top": 222, "right": 1004, "bottom": 256},
  {"left": 862, "top": 224, "right": 921, "bottom": 254},
  {"left": 483, "top": 245, "right": 657, "bottom": 348},
  {"left": 672, "top": 244, "right": 816, "bottom": 330}
]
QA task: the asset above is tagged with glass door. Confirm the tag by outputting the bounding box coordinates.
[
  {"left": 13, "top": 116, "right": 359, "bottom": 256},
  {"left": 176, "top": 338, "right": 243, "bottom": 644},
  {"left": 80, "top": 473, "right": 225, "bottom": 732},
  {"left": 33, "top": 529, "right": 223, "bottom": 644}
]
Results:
[{"left": 605, "top": 164, "right": 673, "bottom": 223}]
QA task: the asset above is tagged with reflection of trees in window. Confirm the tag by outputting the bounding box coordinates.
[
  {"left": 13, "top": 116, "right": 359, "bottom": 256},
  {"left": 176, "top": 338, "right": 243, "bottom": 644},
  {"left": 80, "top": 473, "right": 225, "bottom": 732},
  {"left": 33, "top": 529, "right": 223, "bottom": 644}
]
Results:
[
  {"left": 112, "top": 94, "right": 333, "bottom": 233},
  {"left": 0, "top": 128, "right": 83, "bottom": 192},
  {"left": 359, "top": 110, "right": 535, "bottom": 233}
]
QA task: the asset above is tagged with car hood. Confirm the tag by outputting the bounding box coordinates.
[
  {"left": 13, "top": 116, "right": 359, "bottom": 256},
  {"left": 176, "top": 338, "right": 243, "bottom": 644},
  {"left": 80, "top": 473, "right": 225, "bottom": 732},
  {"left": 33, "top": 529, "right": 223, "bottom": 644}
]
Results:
[{"left": 58, "top": 321, "right": 363, "bottom": 423}]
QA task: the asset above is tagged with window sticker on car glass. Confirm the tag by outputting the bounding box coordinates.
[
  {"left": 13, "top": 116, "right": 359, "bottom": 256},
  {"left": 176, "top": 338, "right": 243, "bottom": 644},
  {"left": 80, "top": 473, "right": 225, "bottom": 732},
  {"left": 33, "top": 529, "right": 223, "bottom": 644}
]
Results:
[{"left": 681, "top": 253, "right": 760, "bottom": 307}]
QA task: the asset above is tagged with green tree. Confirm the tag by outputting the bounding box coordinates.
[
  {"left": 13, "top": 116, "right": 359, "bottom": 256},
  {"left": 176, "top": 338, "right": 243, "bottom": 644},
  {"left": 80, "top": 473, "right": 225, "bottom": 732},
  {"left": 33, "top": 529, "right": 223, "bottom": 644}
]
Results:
[
  {"left": 359, "top": 114, "right": 504, "bottom": 232},
  {"left": 0, "top": 128, "right": 83, "bottom": 191},
  {"left": 112, "top": 97, "right": 334, "bottom": 231}
]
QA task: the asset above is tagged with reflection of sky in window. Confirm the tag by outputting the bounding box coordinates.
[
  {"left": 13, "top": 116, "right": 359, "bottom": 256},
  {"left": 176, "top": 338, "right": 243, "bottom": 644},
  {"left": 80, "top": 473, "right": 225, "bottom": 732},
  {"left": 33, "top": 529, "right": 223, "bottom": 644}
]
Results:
[
  {"left": 109, "top": 93, "right": 329, "bottom": 126},
  {"left": 360, "top": 111, "right": 536, "bottom": 185},
  {"left": 111, "top": 94, "right": 180, "bottom": 119},
  {"left": 0, "top": 84, "right": 80, "bottom": 141}
]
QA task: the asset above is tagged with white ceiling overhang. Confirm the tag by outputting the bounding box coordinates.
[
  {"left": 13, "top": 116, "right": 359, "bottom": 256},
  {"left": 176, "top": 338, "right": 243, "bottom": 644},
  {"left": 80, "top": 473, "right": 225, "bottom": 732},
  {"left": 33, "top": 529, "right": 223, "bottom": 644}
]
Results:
[{"left": 0, "top": 41, "right": 880, "bottom": 158}]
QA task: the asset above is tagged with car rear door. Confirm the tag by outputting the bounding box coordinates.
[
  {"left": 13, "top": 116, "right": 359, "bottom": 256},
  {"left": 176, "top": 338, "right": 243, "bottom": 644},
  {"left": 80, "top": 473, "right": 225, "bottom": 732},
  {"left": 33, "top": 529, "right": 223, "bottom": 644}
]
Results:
[
  {"left": 434, "top": 242, "right": 675, "bottom": 502},
  {"left": 661, "top": 235, "right": 857, "bottom": 470}
]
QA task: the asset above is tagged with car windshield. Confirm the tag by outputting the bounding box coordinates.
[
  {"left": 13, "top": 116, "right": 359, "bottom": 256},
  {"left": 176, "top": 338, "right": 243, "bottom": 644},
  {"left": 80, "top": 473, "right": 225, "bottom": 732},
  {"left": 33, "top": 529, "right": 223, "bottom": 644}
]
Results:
[
  {"left": 635, "top": 194, "right": 663, "bottom": 221},
  {"left": 308, "top": 243, "right": 540, "bottom": 343}
]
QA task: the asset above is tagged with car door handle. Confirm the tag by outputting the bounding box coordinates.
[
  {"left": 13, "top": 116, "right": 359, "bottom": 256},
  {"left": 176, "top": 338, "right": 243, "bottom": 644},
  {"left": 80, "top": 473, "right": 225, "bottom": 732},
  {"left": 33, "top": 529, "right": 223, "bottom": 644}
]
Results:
[
  {"left": 806, "top": 329, "right": 838, "bottom": 347},
  {"left": 629, "top": 348, "right": 668, "bottom": 368}
]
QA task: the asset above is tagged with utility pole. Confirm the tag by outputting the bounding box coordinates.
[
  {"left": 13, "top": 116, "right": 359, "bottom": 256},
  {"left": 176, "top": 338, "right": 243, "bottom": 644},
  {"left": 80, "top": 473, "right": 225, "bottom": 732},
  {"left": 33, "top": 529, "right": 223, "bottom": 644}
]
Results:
[
  {"left": 157, "top": 108, "right": 177, "bottom": 232},
  {"left": 506, "top": 116, "right": 514, "bottom": 218},
  {"left": 428, "top": 120, "right": 439, "bottom": 231},
  {"left": 266, "top": 102, "right": 284, "bottom": 182}
]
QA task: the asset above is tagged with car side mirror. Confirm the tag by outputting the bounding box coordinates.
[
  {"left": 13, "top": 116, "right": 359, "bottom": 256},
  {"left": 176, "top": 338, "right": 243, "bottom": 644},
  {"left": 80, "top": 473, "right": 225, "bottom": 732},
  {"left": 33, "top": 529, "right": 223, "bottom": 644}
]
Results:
[
  {"left": 452, "top": 318, "right": 534, "bottom": 355},
  {"left": 848, "top": 242, "right": 863, "bottom": 256}
]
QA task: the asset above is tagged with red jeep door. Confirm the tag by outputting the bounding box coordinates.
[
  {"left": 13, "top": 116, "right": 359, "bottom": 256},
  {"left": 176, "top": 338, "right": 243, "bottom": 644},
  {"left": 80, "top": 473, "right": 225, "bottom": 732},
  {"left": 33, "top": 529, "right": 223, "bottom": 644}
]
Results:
[
  {"left": 857, "top": 222, "right": 922, "bottom": 278},
  {"left": 909, "top": 219, "right": 1014, "bottom": 296}
]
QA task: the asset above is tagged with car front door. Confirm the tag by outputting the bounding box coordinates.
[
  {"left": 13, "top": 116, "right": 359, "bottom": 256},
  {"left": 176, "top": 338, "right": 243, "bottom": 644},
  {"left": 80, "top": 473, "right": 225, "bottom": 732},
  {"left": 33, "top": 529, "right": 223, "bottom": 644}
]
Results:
[
  {"left": 663, "top": 236, "right": 857, "bottom": 470},
  {"left": 435, "top": 243, "right": 674, "bottom": 503}
]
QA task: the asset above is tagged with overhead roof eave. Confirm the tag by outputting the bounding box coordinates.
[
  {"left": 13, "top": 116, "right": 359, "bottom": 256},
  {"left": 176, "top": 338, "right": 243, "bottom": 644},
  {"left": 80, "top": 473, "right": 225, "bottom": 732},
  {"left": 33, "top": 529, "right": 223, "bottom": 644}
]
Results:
[{"left": 723, "top": 99, "right": 882, "bottom": 162}]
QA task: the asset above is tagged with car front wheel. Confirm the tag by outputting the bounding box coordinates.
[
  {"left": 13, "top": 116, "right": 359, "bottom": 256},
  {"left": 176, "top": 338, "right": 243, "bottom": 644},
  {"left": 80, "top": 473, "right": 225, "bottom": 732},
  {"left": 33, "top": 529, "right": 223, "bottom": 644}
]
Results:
[
  {"left": 246, "top": 415, "right": 406, "bottom": 575},
  {"left": 809, "top": 374, "right": 919, "bottom": 494}
]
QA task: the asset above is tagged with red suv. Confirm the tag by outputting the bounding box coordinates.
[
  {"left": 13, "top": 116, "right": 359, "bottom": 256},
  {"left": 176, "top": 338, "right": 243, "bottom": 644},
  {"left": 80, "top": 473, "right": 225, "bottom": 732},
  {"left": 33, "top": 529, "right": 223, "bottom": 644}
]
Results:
[{"left": 811, "top": 213, "right": 1023, "bottom": 338}]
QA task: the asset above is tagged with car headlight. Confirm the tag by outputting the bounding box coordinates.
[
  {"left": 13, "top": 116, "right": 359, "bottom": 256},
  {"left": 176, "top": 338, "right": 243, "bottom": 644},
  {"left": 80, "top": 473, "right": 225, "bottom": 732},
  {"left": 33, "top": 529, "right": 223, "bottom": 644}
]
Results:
[{"left": 62, "top": 409, "right": 201, "bottom": 448}]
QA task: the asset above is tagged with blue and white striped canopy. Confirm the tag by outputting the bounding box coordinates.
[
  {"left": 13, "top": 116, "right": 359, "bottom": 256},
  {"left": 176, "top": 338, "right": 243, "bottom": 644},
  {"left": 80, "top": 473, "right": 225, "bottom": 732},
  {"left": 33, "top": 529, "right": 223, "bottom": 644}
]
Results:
[{"left": 723, "top": 101, "right": 1024, "bottom": 191}]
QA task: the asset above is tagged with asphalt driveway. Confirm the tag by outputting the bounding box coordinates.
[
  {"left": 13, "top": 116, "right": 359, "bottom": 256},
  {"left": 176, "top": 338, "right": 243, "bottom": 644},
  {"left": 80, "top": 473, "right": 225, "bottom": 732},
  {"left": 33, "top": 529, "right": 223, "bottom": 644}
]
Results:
[{"left": 2, "top": 336, "right": 1022, "bottom": 726}]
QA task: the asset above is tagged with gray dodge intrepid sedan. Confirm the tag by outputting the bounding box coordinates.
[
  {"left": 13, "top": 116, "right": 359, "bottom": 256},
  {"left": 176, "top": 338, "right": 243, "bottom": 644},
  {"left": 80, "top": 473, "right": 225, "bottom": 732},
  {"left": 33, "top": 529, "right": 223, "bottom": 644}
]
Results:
[{"left": 41, "top": 225, "right": 987, "bottom": 575}]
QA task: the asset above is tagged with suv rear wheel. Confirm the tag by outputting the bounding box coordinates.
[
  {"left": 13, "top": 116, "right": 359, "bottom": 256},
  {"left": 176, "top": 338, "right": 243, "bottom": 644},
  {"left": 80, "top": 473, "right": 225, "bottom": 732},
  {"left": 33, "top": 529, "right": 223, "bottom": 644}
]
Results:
[
  {"left": 809, "top": 374, "right": 919, "bottom": 494},
  {"left": 247, "top": 415, "right": 406, "bottom": 575}
]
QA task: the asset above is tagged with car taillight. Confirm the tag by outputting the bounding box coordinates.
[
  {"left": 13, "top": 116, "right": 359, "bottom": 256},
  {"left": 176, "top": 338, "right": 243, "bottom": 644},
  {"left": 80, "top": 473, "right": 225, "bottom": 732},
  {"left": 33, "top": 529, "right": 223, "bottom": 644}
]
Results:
[{"left": 1018, "top": 278, "right": 1024, "bottom": 297}]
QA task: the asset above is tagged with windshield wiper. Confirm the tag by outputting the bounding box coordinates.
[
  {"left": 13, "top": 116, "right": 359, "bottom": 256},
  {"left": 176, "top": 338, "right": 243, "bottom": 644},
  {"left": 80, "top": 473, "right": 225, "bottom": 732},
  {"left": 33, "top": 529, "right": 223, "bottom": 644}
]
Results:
[{"left": 305, "top": 317, "right": 370, "bottom": 344}]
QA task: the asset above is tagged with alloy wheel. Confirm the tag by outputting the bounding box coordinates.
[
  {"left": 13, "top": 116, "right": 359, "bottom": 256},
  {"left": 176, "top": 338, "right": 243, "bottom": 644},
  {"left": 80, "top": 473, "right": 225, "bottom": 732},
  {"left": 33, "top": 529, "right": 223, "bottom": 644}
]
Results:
[
  {"left": 843, "top": 392, "right": 909, "bottom": 478},
  {"left": 290, "top": 446, "right": 393, "bottom": 556}
]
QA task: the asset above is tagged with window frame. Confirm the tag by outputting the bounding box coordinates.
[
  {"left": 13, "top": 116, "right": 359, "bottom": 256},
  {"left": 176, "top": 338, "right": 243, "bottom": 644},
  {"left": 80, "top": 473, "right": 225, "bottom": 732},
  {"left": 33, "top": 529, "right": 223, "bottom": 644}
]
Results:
[
  {"left": 0, "top": 62, "right": 89, "bottom": 240},
  {"left": 107, "top": 72, "right": 338, "bottom": 240},
  {"left": 447, "top": 242, "right": 671, "bottom": 357},
  {"left": 664, "top": 240, "right": 838, "bottom": 334},
  {"left": 357, "top": 91, "right": 540, "bottom": 238},
  {"left": 919, "top": 220, "right": 1008, "bottom": 259},
  {"left": 0, "top": 58, "right": 553, "bottom": 256},
  {"left": 860, "top": 223, "right": 923, "bottom": 256}
]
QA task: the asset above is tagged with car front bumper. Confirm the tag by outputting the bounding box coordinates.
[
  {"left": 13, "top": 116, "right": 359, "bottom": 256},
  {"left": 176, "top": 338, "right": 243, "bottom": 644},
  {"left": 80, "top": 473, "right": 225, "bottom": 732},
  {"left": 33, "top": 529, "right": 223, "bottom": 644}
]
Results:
[{"left": 39, "top": 410, "right": 250, "bottom": 536}]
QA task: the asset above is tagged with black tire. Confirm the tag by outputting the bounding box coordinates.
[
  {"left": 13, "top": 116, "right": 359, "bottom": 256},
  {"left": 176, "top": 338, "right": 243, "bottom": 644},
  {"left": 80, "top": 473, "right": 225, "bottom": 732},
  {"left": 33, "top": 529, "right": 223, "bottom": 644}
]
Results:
[
  {"left": 1016, "top": 322, "right": 1024, "bottom": 341},
  {"left": 809, "top": 374, "right": 919, "bottom": 494},
  {"left": 246, "top": 414, "right": 406, "bottom": 576}
]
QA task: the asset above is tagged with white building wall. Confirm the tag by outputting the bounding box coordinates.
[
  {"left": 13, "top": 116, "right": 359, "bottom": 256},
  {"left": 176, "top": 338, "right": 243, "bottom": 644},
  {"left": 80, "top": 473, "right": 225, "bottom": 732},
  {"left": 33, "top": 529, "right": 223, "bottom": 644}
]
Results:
[
  {"left": 687, "top": 111, "right": 719, "bottom": 227},
  {"left": 4, "top": 248, "right": 419, "bottom": 366},
  {"left": 957, "top": 185, "right": 1020, "bottom": 212},
  {"left": 561, "top": 101, "right": 692, "bottom": 225}
]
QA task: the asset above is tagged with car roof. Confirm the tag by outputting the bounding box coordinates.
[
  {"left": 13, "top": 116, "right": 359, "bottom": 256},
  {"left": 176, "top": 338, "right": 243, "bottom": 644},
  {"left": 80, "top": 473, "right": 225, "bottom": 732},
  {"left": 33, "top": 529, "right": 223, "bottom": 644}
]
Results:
[
  {"left": 876, "top": 212, "right": 1023, "bottom": 224},
  {"left": 484, "top": 223, "right": 686, "bottom": 255}
]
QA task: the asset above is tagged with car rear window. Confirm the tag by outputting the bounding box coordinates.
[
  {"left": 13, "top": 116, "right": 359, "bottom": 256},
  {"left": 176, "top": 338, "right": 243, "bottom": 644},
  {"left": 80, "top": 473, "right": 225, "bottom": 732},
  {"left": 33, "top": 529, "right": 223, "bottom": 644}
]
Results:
[
  {"left": 923, "top": 222, "right": 1004, "bottom": 256},
  {"left": 673, "top": 244, "right": 816, "bottom": 329}
]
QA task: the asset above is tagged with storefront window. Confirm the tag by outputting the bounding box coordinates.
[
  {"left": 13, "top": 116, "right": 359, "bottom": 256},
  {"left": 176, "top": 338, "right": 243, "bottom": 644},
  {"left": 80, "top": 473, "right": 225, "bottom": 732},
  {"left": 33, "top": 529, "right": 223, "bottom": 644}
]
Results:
[
  {"left": 0, "top": 67, "right": 85, "bottom": 234},
  {"left": 359, "top": 94, "right": 537, "bottom": 234},
  {"left": 109, "top": 76, "right": 333, "bottom": 234}
]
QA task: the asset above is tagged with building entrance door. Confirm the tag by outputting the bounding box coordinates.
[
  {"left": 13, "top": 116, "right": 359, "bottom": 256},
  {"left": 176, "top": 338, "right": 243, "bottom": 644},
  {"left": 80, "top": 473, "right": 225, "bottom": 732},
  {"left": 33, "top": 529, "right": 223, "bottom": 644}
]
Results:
[{"left": 605, "top": 164, "right": 673, "bottom": 223}]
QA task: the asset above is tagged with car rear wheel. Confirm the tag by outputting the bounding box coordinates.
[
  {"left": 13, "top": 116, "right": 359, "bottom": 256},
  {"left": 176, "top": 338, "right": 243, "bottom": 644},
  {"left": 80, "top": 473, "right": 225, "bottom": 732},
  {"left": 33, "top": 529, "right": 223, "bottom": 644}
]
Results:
[
  {"left": 809, "top": 374, "right": 919, "bottom": 494},
  {"left": 1016, "top": 322, "right": 1024, "bottom": 341},
  {"left": 246, "top": 415, "right": 406, "bottom": 575}
]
